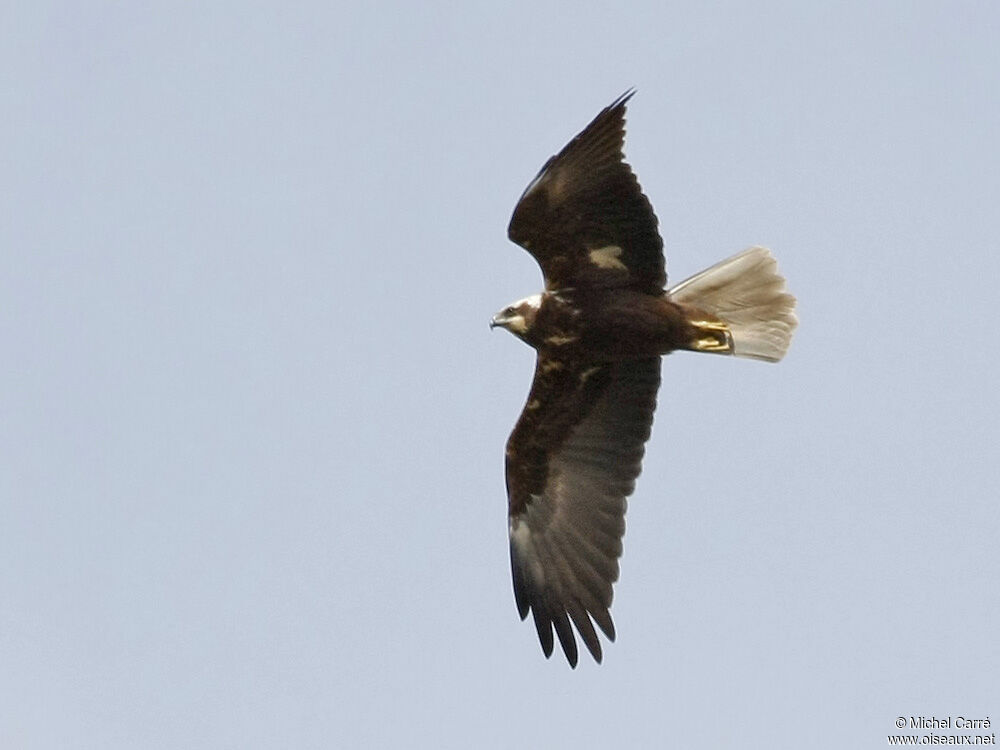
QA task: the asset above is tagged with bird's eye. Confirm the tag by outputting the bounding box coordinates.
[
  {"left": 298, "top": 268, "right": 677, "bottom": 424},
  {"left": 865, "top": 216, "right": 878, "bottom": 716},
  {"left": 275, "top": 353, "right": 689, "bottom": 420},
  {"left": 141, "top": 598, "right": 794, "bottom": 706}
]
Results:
[{"left": 505, "top": 307, "right": 515, "bottom": 316}]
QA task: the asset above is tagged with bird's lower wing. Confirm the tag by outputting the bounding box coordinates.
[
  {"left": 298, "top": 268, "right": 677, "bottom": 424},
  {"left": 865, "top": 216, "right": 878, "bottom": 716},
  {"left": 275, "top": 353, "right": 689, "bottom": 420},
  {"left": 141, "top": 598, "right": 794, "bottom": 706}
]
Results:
[{"left": 505, "top": 356, "right": 661, "bottom": 666}]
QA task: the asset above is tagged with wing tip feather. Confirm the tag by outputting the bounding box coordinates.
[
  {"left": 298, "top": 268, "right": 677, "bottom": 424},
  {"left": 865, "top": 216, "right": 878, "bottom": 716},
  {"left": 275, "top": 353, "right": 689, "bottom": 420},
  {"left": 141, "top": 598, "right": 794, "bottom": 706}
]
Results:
[{"left": 609, "top": 87, "right": 636, "bottom": 112}]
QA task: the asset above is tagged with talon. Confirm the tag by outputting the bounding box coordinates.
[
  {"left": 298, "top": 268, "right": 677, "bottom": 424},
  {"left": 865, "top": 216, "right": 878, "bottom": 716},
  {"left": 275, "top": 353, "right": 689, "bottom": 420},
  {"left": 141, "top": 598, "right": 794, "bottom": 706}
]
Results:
[{"left": 688, "top": 318, "right": 734, "bottom": 354}]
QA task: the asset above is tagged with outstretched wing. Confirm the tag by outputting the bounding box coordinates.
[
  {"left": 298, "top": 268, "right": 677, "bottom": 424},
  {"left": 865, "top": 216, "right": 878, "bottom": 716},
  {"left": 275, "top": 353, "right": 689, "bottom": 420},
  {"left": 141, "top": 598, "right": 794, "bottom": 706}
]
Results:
[
  {"left": 505, "top": 356, "right": 661, "bottom": 666},
  {"left": 508, "top": 92, "right": 666, "bottom": 295}
]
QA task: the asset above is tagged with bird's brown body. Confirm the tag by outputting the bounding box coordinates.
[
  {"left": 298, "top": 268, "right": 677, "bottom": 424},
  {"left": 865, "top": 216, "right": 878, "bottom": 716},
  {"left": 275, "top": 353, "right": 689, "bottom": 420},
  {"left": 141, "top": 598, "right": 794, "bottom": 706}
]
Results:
[{"left": 521, "top": 289, "right": 699, "bottom": 359}]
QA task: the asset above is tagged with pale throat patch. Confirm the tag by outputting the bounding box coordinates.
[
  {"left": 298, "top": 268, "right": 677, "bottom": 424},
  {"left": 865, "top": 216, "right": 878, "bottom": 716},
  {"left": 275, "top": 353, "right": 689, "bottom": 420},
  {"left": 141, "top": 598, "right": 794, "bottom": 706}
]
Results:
[
  {"left": 505, "top": 316, "right": 529, "bottom": 335},
  {"left": 588, "top": 244, "right": 627, "bottom": 271}
]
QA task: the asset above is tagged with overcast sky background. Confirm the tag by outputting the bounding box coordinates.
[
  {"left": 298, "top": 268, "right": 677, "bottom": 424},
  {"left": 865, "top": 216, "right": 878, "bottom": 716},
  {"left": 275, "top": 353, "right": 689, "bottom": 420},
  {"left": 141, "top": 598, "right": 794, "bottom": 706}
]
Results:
[{"left": 3, "top": 2, "right": 998, "bottom": 748}]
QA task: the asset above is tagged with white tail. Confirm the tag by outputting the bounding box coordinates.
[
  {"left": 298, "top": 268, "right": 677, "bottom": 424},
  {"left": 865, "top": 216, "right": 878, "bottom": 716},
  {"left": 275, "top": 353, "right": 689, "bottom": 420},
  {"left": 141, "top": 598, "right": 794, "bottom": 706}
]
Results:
[{"left": 668, "top": 246, "right": 798, "bottom": 362}]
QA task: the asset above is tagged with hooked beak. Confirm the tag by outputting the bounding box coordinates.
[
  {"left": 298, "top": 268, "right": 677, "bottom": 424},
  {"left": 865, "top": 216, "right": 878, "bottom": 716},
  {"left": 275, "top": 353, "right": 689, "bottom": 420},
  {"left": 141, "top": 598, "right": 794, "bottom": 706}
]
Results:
[
  {"left": 490, "top": 310, "right": 514, "bottom": 331},
  {"left": 490, "top": 306, "right": 528, "bottom": 338}
]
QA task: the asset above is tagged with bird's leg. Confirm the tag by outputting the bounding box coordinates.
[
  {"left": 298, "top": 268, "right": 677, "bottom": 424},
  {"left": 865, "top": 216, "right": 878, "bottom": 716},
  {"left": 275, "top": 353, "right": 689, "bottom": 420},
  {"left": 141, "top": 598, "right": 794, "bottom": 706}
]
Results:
[{"left": 685, "top": 315, "right": 735, "bottom": 355}]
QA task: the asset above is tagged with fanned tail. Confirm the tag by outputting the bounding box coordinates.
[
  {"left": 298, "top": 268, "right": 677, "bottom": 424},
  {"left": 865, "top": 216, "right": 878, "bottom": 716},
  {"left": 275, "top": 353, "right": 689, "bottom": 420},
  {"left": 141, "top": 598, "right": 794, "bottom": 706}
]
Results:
[{"left": 669, "top": 246, "right": 798, "bottom": 362}]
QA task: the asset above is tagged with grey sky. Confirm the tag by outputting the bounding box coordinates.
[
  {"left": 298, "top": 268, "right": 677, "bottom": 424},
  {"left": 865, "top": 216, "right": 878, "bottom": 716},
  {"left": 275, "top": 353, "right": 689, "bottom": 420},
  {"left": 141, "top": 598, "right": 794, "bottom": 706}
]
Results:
[{"left": 2, "top": 2, "right": 998, "bottom": 748}]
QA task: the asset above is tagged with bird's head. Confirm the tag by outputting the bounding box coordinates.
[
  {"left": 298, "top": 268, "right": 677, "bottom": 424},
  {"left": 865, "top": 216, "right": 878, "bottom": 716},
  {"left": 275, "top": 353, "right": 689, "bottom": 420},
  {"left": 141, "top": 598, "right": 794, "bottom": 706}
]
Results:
[{"left": 490, "top": 294, "right": 542, "bottom": 342}]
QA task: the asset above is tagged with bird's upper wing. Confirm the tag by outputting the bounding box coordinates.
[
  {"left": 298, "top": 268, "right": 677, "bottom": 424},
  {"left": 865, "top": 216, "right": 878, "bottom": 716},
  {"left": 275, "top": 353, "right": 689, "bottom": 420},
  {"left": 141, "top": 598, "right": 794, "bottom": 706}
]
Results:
[
  {"left": 505, "top": 355, "right": 661, "bottom": 666},
  {"left": 507, "top": 92, "right": 666, "bottom": 295}
]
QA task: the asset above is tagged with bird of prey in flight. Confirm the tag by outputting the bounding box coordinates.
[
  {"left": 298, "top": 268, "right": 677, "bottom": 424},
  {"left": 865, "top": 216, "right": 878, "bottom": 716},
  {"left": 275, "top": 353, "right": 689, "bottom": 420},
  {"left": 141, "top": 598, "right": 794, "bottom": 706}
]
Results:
[{"left": 491, "top": 91, "right": 797, "bottom": 667}]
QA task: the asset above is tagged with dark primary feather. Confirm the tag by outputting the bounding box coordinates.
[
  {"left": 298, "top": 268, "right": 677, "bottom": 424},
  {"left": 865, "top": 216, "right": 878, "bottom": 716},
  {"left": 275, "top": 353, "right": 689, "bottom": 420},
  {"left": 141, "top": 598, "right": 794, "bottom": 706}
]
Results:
[
  {"left": 507, "top": 91, "right": 667, "bottom": 295},
  {"left": 506, "top": 357, "right": 661, "bottom": 666}
]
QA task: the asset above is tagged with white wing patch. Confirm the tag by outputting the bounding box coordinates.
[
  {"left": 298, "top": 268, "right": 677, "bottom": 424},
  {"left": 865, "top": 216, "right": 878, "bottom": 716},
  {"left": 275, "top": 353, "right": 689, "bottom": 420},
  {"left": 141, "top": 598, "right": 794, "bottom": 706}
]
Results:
[
  {"left": 544, "top": 333, "right": 577, "bottom": 346},
  {"left": 509, "top": 516, "right": 531, "bottom": 548},
  {"left": 588, "top": 244, "right": 627, "bottom": 271},
  {"left": 509, "top": 514, "right": 545, "bottom": 586},
  {"left": 540, "top": 359, "right": 564, "bottom": 373}
]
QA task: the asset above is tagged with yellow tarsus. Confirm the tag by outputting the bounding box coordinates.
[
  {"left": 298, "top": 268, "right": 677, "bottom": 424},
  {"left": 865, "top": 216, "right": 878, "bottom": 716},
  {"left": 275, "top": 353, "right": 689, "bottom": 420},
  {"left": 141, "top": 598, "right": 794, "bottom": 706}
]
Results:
[{"left": 688, "top": 318, "right": 734, "bottom": 354}]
